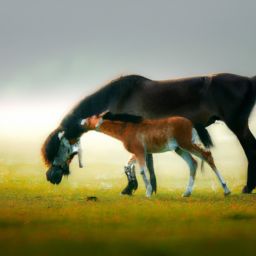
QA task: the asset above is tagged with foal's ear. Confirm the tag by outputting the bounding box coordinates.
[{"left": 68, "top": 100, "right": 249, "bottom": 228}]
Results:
[
  {"left": 99, "top": 110, "right": 109, "bottom": 117},
  {"left": 81, "top": 118, "right": 89, "bottom": 127}
]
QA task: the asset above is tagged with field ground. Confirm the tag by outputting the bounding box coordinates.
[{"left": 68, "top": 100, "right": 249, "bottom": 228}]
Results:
[{"left": 0, "top": 161, "right": 256, "bottom": 256}]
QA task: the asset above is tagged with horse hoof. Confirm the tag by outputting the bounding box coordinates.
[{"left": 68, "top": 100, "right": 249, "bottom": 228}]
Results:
[
  {"left": 182, "top": 192, "right": 191, "bottom": 197},
  {"left": 224, "top": 190, "right": 231, "bottom": 196},
  {"left": 146, "top": 184, "right": 153, "bottom": 197},
  {"left": 121, "top": 188, "right": 133, "bottom": 196},
  {"left": 120, "top": 192, "right": 132, "bottom": 196},
  {"left": 242, "top": 186, "right": 253, "bottom": 194},
  {"left": 150, "top": 176, "right": 157, "bottom": 194},
  {"left": 121, "top": 181, "right": 138, "bottom": 196}
]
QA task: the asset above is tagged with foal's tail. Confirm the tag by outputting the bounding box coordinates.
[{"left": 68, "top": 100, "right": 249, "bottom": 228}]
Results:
[{"left": 194, "top": 124, "right": 213, "bottom": 148}]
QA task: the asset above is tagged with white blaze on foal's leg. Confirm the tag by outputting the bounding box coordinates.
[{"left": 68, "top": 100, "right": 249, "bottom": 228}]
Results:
[
  {"left": 212, "top": 168, "right": 231, "bottom": 196},
  {"left": 176, "top": 148, "right": 197, "bottom": 197},
  {"left": 140, "top": 165, "right": 153, "bottom": 197},
  {"left": 124, "top": 157, "right": 136, "bottom": 183},
  {"left": 124, "top": 155, "right": 137, "bottom": 182}
]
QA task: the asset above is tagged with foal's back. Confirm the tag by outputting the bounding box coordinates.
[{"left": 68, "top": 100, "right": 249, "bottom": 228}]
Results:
[{"left": 125, "top": 116, "right": 193, "bottom": 152}]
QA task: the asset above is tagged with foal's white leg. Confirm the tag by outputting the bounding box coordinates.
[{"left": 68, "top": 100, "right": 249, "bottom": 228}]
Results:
[
  {"left": 176, "top": 148, "right": 197, "bottom": 197},
  {"left": 140, "top": 165, "right": 153, "bottom": 197},
  {"left": 190, "top": 144, "right": 231, "bottom": 196},
  {"left": 124, "top": 154, "right": 137, "bottom": 183},
  {"left": 212, "top": 167, "right": 231, "bottom": 196}
]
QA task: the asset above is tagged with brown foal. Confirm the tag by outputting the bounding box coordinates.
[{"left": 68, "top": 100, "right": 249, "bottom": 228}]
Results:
[{"left": 82, "top": 115, "right": 231, "bottom": 197}]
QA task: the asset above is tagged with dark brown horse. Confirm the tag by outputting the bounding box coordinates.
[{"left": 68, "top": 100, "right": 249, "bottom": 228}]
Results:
[{"left": 42, "top": 73, "right": 256, "bottom": 193}]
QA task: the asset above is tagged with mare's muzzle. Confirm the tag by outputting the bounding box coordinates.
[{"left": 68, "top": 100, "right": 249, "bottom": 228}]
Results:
[
  {"left": 45, "top": 136, "right": 84, "bottom": 185},
  {"left": 46, "top": 166, "right": 63, "bottom": 185}
]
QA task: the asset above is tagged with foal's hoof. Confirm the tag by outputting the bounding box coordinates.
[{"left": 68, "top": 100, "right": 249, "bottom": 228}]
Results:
[
  {"left": 224, "top": 190, "right": 231, "bottom": 196},
  {"left": 182, "top": 191, "right": 191, "bottom": 197},
  {"left": 121, "top": 191, "right": 132, "bottom": 196},
  {"left": 121, "top": 181, "right": 138, "bottom": 196},
  {"left": 146, "top": 185, "right": 153, "bottom": 197},
  {"left": 242, "top": 185, "right": 253, "bottom": 194},
  {"left": 121, "top": 186, "right": 133, "bottom": 196},
  {"left": 121, "top": 188, "right": 133, "bottom": 196}
]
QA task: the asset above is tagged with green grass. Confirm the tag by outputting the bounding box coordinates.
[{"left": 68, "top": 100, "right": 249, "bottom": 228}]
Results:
[{"left": 0, "top": 161, "right": 256, "bottom": 256}]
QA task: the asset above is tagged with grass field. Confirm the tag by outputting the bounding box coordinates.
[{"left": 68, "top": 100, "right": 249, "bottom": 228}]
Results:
[{"left": 0, "top": 158, "right": 256, "bottom": 256}]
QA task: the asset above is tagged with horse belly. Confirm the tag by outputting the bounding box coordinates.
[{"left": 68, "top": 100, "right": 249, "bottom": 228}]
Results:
[{"left": 148, "top": 138, "right": 178, "bottom": 153}]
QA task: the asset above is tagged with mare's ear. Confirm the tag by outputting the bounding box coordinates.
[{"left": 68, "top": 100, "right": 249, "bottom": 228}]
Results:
[{"left": 58, "top": 131, "right": 65, "bottom": 140}]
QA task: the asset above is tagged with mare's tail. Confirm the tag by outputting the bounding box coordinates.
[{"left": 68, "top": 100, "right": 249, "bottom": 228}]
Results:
[{"left": 194, "top": 124, "right": 213, "bottom": 148}]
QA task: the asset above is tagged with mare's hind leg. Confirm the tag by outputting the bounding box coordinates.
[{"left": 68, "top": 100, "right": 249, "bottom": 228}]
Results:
[
  {"left": 190, "top": 144, "right": 231, "bottom": 196},
  {"left": 175, "top": 148, "right": 198, "bottom": 197},
  {"left": 226, "top": 121, "right": 256, "bottom": 193},
  {"left": 121, "top": 155, "right": 138, "bottom": 195}
]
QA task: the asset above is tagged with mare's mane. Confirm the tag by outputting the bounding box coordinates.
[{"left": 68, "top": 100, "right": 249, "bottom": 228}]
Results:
[
  {"left": 42, "top": 75, "right": 149, "bottom": 165},
  {"left": 60, "top": 75, "right": 148, "bottom": 139},
  {"left": 41, "top": 128, "right": 62, "bottom": 167}
]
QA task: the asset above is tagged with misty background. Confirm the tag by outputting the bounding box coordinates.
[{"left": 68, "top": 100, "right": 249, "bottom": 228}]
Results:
[{"left": 0, "top": 0, "right": 256, "bottom": 184}]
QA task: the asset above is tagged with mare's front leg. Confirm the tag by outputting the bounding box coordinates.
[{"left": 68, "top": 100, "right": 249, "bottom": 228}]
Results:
[
  {"left": 175, "top": 148, "right": 198, "bottom": 197},
  {"left": 121, "top": 155, "right": 138, "bottom": 195}
]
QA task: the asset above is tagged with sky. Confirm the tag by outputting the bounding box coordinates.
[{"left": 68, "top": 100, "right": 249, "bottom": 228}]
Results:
[{"left": 0, "top": 0, "right": 255, "bottom": 174}]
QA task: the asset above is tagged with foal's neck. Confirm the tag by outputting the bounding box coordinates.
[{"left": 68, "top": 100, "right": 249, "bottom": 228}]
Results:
[{"left": 96, "top": 120, "right": 129, "bottom": 141}]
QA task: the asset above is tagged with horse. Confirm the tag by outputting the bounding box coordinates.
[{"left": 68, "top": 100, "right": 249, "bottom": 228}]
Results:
[
  {"left": 45, "top": 115, "right": 231, "bottom": 197},
  {"left": 41, "top": 73, "right": 256, "bottom": 193}
]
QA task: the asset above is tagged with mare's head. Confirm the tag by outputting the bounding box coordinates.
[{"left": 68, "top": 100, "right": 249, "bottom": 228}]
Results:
[
  {"left": 41, "top": 128, "right": 83, "bottom": 184},
  {"left": 41, "top": 114, "right": 105, "bottom": 184}
]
